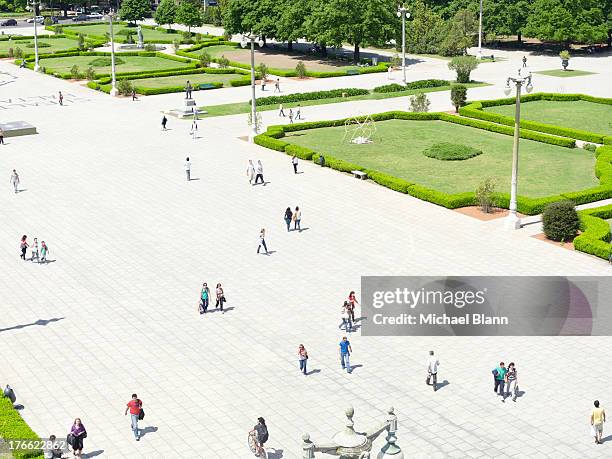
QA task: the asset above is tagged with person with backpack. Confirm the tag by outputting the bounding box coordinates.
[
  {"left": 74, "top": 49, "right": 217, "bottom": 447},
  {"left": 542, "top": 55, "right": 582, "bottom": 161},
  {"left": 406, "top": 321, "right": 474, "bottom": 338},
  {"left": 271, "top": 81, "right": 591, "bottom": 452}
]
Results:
[
  {"left": 124, "top": 394, "right": 143, "bottom": 441},
  {"left": 252, "top": 417, "right": 268, "bottom": 456},
  {"left": 492, "top": 362, "right": 507, "bottom": 397},
  {"left": 68, "top": 418, "right": 86, "bottom": 456}
]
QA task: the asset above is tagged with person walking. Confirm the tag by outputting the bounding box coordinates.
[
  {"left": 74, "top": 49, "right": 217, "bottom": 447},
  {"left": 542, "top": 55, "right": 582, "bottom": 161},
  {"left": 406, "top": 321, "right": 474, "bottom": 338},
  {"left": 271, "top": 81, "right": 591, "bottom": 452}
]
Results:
[
  {"left": 199, "top": 282, "right": 210, "bottom": 314},
  {"left": 40, "top": 241, "right": 49, "bottom": 263},
  {"left": 246, "top": 160, "right": 255, "bottom": 185},
  {"left": 190, "top": 119, "right": 198, "bottom": 139},
  {"left": 343, "top": 300, "right": 353, "bottom": 331},
  {"left": 257, "top": 228, "right": 268, "bottom": 255},
  {"left": 493, "top": 362, "right": 507, "bottom": 397},
  {"left": 131, "top": 89, "right": 137, "bottom": 101},
  {"left": 124, "top": 394, "right": 143, "bottom": 441},
  {"left": 255, "top": 160, "right": 264, "bottom": 185},
  {"left": 591, "top": 400, "right": 606, "bottom": 444},
  {"left": 426, "top": 351, "right": 440, "bottom": 391},
  {"left": 0, "top": 127, "right": 4, "bottom": 145},
  {"left": 339, "top": 302, "right": 352, "bottom": 333},
  {"left": 274, "top": 78, "right": 280, "bottom": 93},
  {"left": 298, "top": 344, "right": 308, "bottom": 375},
  {"left": 185, "top": 80, "right": 193, "bottom": 99},
  {"left": 58, "top": 91, "right": 63, "bottom": 106},
  {"left": 30, "top": 237, "right": 39, "bottom": 263},
  {"left": 278, "top": 103, "right": 285, "bottom": 117},
  {"left": 10, "top": 169, "right": 19, "bottom": 193},
  {"left": 284, "top": 207, "right": 293, "bottom": 232},
  {"left": 19, "top": 235, "right": 28, "bottom": 260},
  {"left": 522, "top": 55, "right": 527, "bottom": 67},
  {"left": 339, "top": 336, "right": 352, "bottom": 373},
  {"left": 291, "top": 154, "right": 298, "bottom": 174},
  {"left": 68, "top": 418, "right": 86, "bottom": 457},
  {"left": 184, "top": 157, "right": 191, "bottom": 181},
  {"left": 261, "top": 79, "right": 266, "bottom": 91},
  {"left": 296, "top": 104, "right": 302, "bottom": 120},
  {"left": 215, "top": 283, "right": 226, "bottom": 312},
  {"left": 293, "top": 206, "right": 301, "bottom": 231},
  {"left": 161, "top": 115, "right": 168, "bottom": 131},
  {"left": 504, "top": 362, "right": 518, "bottom": 402},
  {"left": 288, "top": 109, "right": 294, "bottom": 124},
  {"left": 387, "top": 65, "right": 393, "bottom": 79},
  {"left": 347, "top": 291, "right": 358, "bottom": 323}
]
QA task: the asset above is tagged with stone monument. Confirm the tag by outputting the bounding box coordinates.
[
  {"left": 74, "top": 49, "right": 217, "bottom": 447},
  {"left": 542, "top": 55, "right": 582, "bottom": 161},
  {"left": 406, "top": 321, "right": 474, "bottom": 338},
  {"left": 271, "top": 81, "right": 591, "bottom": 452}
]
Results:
[{"left": 137, "top": 25, "right": 144, "bottom": 49}]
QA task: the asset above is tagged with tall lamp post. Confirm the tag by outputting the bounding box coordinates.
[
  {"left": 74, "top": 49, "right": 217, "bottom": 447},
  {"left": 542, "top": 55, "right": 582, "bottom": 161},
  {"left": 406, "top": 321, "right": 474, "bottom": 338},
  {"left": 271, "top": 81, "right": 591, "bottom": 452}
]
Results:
[
  {"left": 396, "top": 5, "right": 410, "bottom": 85},
  {"left": 31, "top": 1, "right": 40, "bottom": 71},
  {"left": 106, "top": 10, "right": 118, "bottom": 96},
  {"left": 241, "top": 33, "right": 264, "bottom": 142},
  {"left": 503, "top": 69, "right": 533, "bottom": 230},
  {"left": 477, "top": 0, "right": 483, "bottom": 59}
]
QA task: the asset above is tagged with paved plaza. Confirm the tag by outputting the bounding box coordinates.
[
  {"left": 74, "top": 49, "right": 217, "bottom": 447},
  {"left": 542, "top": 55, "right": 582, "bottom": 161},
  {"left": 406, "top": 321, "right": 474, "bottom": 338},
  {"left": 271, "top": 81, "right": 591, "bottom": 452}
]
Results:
[{"left": 1, "top": 40, "right": 612, "bottom": 459}]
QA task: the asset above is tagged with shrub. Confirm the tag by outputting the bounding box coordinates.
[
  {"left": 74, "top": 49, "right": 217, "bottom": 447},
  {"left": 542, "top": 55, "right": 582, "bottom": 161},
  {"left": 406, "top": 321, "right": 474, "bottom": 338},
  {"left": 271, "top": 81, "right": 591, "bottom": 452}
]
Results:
[
  {"left": 44, "top": 17, "right": 53, "bottom": 27},
  {"left": 295, "top": 61, "right": 306, "bottom": 79},
  {"left": 88, "top": 56, "right": 125, "bottom": 66},
  {"left": 7, "top": 47, "right": 13, "bottom": 58},
  {"left": 475, "top": 178, "right": 496, "bottom": 213},
  {"left": 55, "top": 25, "right": 63, "bottom": 34},
  {"left": 182, "top": 30, "right": 192, "bottom": 40},
  {"left": 373, "top": 79, "right": 449, "bottom": 93},
  {"left": 77, "top": 33, "right": 85, "bottom": 50},
  {"left": 559, "top": 50, "right": 570, "bottom": 60},
  {"left": 85, "top": 66, "right": 96, "bottom": 80},
  {"left": 25, "top": 42, "right": 51, "bottom": 48},
  {"left": 448, "top": 55, "right": 478, "bottom": 83},
  {"left": 217, "top": 55, "right": 229, "bottom": 68},
  {"left": 195, "top": 33, "right": 202, "bottom": 42},
  {"left": 254, "top": 88, "right": 369, "bottom": 106},
  {"left": 257, "top": 63, "right": 269, "bottom": 81},
  {"left": 542, "top": 200, "right": 580, "bottom": 242},
  {"left": 144, "top": 43, "right": 157, "bottom": 52},
  {"left": 14, "top": 47, "right": 23, "bottom": 58},
  {"left": 198, "top": 51, "right": 211, "bottom": 67},
  {"left": 422, "top": 142, "right": 482, "bottom": 161},
  {"left": 450, "top": 85, "right": 468, "bottom": 112},
  {"left": 390, "top": 53, "right": 401, "bottom": 68},
  {"left": 0, "top": 396, "right": 42, "bottom": 459},
  {"left": 409, "top": 92, "right": 430, "bottom": 112},
  {"left": 173, "top": 40, "right": 181, "bottom": 53},
  {"left": 117, "top": 79, "right": 134, "bottom": 96},
  {"left": 583, "top": 143, "right": 597, "bottom": 152},
  {"left": 70, "top": 64, "right": 81, "bottom": 79}
]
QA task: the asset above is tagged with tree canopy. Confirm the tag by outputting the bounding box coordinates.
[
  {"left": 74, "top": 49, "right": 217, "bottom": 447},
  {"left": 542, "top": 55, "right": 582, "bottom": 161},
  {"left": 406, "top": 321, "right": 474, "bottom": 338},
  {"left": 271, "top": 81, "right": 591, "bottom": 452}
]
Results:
[
  {"left": 154, "top": 0, "right": 177, "bottom": 30},
  {"left": 119, "top": 0, "right": 152, "bottom": 24},
  {"left": 175, "top": 0, "right": 204, "bottom": 32}
]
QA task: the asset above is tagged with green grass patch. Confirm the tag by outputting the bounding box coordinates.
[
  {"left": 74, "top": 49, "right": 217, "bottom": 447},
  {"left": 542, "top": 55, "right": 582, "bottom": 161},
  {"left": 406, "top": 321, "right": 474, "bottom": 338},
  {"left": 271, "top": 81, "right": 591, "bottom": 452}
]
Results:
[
  {"left": 88, "top": 56, "right": 125, "bottom": 66},
  {"left": 133, "top": 72, "right": 244, "bottom": 89},
  {"left": 38, "top": 54, "right": 191, "bottom": 75},
  {"left": 0, "top": 37, "right": 80, "bottom": 56},
  {"left": 62, "top": 23, "right": 182, "bottom": 42},
  {"left": 198, "top": 82, "right": 488, "bottom": 117},
  {"left": 484, "top": 100, "right": 612, "bottom": 137},
  {"left": 282, "top": 119, "right": 597, "bottom": 197},
  {"left": 534, "top": 69, "right": 597, "bottom": 77},
  {"left": 422, "top": 142, "right": 482, "bottom": 161}
]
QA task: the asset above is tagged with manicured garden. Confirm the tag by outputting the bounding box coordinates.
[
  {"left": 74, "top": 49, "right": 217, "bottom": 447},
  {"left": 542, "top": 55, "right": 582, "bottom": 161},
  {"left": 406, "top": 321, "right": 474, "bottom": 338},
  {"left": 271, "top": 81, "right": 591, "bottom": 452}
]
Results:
[
  {"left": 131, "top": 72, "right": 244, "bottom": 89},
  {"left": 534, "top": 69, "right": 597, "bottom": 78},
  {"left": 281, "top": 119, "right": 597, "bottom": 197},
  {"left": 0, "top": 36, "right": 81, "bottom": 57}
]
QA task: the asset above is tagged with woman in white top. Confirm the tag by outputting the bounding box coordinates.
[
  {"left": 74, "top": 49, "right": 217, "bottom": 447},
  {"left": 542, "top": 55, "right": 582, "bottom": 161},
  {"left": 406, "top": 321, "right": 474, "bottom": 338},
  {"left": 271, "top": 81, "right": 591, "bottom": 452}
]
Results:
[
  {"left": 246, "top": 160, "right": 255, "bottom": 184},
  {"left": 293, "top": 206, "right": 302, "bottom": 231}
]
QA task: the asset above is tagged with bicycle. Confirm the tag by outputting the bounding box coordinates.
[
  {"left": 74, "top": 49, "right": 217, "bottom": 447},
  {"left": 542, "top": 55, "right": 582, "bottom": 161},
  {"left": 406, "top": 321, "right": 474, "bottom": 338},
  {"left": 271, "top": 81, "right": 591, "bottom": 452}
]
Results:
[{"left": 248, "top": 430, "right": 268, "bottom": 458}]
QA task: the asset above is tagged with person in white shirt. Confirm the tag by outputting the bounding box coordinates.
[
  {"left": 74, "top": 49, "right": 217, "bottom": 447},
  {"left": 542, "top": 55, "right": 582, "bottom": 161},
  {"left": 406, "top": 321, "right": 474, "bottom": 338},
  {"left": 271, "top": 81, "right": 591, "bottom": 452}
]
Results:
[
  {"left": 190, "top": 120, "right": 198, "bottom": 139},
  {"left": 246, "top": 160, "right": 255, "bottom": 184},
  {"left": 184, "top": 157, "right": 191, "bottom": 181},
  {"left": 292, "top": 155, "right": 298, "bottom": 174},
  {"left": 426, "top": 350, "right": 440, "bottom": 391},
  {"left": 10, "top": 169, "right": 19, "bottom": 193},
  {"left": 255, "top": 160, "right": 264, "bottom": 185}
]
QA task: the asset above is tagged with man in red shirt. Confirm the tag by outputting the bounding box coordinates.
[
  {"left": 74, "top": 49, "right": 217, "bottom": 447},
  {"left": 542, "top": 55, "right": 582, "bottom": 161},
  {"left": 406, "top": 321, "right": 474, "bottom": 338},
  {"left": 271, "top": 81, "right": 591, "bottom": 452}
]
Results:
[{"left": 124, "top": 393, "right": 143, "bottom": 441}]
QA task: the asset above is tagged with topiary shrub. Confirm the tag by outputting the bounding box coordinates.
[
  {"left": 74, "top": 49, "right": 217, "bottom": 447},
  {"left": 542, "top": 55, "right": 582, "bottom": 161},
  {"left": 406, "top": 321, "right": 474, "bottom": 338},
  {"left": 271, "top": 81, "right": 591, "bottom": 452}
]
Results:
[
  {"left": 542, "top": 200, "right": 580, "bottom": 242},
  {"left": 295, "top": 61, "right": 306, "bottom": 78},
  {"left": 422, "top": 142, "right": 482, "bottom": 161},
  {"left": 88, "top": 56, "right": 125, "bottom": 67},
  {"left": 450, "top": 84, "right": 468, "bottom": 113},
  {"left": 14, "top": 47, "right": 23, "bottom": 58}
]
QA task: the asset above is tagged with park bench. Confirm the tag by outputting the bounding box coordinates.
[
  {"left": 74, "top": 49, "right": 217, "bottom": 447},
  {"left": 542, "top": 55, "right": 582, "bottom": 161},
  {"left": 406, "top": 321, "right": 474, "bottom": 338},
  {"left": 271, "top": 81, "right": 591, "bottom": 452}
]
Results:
[
  {"left": 198, "top": 83, "right": 217, "bottom": 90},
  {"left": 346, "top": 69, "right": 359, "bottom": 75},
  {"left": 352, "top": 170, "right": 367, "bottom": 180}
]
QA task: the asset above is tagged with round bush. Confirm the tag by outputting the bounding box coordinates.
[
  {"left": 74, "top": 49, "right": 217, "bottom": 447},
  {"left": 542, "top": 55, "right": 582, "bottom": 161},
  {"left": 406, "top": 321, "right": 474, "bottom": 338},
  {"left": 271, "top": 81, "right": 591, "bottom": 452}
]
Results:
[
  {"left": 25, "top": 42, "right": 51, "bottom": 48},
  {"left": 422, "top": 143, "right": 483, "bottom": 161},
  {"left": 542, "top": 200, "right": 580, "bottom": 242},
  {"left": 88, "top": 57, "right": 125, "bottom": 67}
]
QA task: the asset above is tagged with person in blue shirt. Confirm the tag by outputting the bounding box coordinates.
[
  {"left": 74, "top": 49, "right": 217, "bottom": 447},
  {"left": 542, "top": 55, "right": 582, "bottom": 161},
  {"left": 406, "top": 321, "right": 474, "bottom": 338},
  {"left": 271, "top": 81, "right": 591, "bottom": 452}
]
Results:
[
  {"left": 493, "top": 362, "right": 507, "bottom": 396},
  {"left": 339, "top": 337, "right": 352, "bottom": 373}
]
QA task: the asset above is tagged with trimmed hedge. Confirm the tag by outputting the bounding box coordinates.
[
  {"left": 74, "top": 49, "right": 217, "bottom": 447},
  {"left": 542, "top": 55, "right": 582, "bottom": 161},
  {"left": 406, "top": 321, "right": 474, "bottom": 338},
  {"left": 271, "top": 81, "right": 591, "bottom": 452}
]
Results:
[
  {"left": 373, "top": 79, "right": 449, "bottom": 93},
  {"left": 574, "top": 204, "right": 612, "bottom": 260},
  {"left": 254, "top": 88, "right": 369, "bottom": 106},
  {"left": 0, "top": 396, "right": 43, "bottom": 459},
  {"left": 254, "top": 113, "right": 612, "bottom": 214},
  {"left": 460, "top": 93, "right": 612, "bottom": 144},
  {"left": 422, "top": 142, "right": 482, "bottom": 161}
]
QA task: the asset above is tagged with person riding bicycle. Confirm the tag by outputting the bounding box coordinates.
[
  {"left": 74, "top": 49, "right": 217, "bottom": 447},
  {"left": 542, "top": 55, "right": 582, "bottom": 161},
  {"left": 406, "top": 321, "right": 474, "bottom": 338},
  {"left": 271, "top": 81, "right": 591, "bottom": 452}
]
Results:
[{"left": 251, "top": 417, "right": 268, "bottom": 456}]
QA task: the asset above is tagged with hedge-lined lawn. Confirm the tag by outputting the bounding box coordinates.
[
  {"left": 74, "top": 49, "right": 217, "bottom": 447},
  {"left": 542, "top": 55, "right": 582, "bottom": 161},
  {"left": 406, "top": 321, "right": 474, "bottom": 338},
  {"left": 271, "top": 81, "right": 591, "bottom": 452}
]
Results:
[
  {"left": 39, "top": 55, "right": 192, "bottom": 74},
  {"left": 0, "top": 37, "right": 79, "bottom": 55},
  {"left": 132, "top": 72, "right": 244, "bottom": 89},
  {"left": 283, "top": 119, "right": 597, "bottom": 197},
  {"left": 62, "top": 24, "right": 182, "bottom": 42},
  {"left": 484, "top": 100, "right": 612, "bottom": 136},
  {"left": 534, "top": 69, "right": 597, "bottom": 77},
  {"left": 201, "top": 45, "right": 363, "bottom": 72}
]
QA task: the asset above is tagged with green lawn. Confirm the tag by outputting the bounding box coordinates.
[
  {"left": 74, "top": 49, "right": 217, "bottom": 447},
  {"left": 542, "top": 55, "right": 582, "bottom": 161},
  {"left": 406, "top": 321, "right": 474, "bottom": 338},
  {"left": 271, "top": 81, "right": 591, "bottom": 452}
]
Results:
[
  {"left": 198, "top": 82, "right": 488, "bottom": 117},
  {"left": 534, "top": 69, "right": 597, "bottom": 77},
  {"left": 38, "top": 55, "right": 192, "bottom": 74},
  {"left": 0, "top": 37, "right": 79, "bottom": 55},
  {"left": 484, "top": 100, "right": 612, "bottom": 136},
  {"left": 132, "top": 72, "right": 246, "bottom": 89},
  {"left": 283, "top": 119, "right": 598, "bottom": 197},
  {"left": 62, "top": 24, "right": 208, "bottom": 42}
]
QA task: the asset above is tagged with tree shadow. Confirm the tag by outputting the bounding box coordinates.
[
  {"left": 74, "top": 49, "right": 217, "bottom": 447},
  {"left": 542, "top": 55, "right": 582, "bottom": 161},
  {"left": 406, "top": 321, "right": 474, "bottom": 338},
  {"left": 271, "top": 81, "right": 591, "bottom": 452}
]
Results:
[{"left": 0, "top": 317, "right": 64, "bottom": 333}]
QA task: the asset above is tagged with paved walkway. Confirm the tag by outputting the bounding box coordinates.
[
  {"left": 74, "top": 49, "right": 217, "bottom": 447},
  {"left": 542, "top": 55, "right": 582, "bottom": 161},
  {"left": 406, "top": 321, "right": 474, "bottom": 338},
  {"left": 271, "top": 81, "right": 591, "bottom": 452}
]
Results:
[{"left": 0, "top": 48, "right": 611, "bottom": 459}]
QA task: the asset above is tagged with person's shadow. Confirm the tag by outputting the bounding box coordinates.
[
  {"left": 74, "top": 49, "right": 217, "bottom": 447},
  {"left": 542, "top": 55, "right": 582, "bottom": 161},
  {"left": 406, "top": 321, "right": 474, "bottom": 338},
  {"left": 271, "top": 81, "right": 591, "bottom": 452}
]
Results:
[
  {"left": 139, "top": 426, "right": 158, "bottom": 438},
  {"left": 82, "top": 450, "right": 104, "bottom": 458},
  {"left": 267, "top": 448, "right": 284, "bottom": 459},
  {"left": 306, "top": 369, "right": 321, "bottom": 376},
  {"left": 435, "top": 380, "right": 450, "bottom": 391},
  {"left": 348, "top": 364, "right": 363, "bottom": 374}
]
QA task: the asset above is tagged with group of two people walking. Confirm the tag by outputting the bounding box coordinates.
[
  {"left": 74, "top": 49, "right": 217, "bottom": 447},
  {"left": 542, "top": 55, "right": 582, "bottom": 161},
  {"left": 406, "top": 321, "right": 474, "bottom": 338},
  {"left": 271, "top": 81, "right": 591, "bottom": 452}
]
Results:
[
  {"left": 247, "top": 160, "right": 265, "bottom": 185},
  {"left": 283, "top": 207, "right": 302, "bottom": 232},
  {"left": 199, "top": 282, "right": 226, "bottom": 314}
]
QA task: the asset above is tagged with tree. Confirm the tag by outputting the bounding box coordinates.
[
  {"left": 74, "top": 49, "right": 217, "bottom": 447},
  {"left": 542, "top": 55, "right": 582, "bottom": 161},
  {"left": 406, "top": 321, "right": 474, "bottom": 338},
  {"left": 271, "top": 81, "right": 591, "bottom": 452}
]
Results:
[
  {"left": 409, "top": 92, "right": 431, "bottom": 112},
  {"left": 155, "top": 0, "right": 177, "bottom": 30},
  {"left": 405, "top": 0, "right": 447, "bottom": 54},
  {"left": 542, "top": 201, "right": 580, "bottom": 242},
  {"left": 524, "top": 0, "right": 607, "bottom": 45},
  {"left": 450, "top": 84, "right": 468, "bottom": 112},
  {"left": 175, "top": 0, "right": 204, "bottom": 32},
  {"left": 119, "top": 0, "right": 152, "bottom": 24},
  {"left": 223, "top": 0, "right": 281, "bottom": 44},
  {"left": 448, "top": 55, "right": 478, "bottom": 83},
  {"left": 440, "top": 9, "right": 478, "bottom": 56},
  {"left": 277, "top": 0, "right": 311, "bottom": 50}
]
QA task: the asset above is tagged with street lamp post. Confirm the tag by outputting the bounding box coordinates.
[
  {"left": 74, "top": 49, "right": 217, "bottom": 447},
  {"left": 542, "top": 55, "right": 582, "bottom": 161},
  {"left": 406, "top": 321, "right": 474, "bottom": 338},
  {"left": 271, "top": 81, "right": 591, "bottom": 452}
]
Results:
[
  {"left": 477, "top": 0, "right": 483, "bottom": 59},
  {"left": 396, "top": 5, "right": 410, "bottom": 85},
  {"left": 241, "top": 33, "right": 264, "bottom": 142},
  {"left": 31, "top": 1, "right": 40, "bottom": 71},
  {"left": 503, "top": 69, "right": 533, "bottom": 230},
  {"left": 106, "top": 10, "right": 118, "bottom": 96}
]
